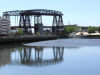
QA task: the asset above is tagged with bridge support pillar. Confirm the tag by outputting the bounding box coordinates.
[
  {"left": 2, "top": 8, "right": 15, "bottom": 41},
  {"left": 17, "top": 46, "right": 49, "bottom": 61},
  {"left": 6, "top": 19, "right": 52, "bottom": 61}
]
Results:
[
  {"left": 52, "top": 16, "right": 58, "bottom": 35},
  {"left": 25, "top": 15, "right": 32, "bottom": 34},
  {"left": 34, "top": 15, "right": 43, "bottom": 35},
  {"left": 57, "top": 16, "right": 64, "bottom": 35},
  {"left": 19, "top": 15, "right": 32, "bottom": 34},
  {"left": 19, "top": 15, "right": 25, "bottom": 27}
]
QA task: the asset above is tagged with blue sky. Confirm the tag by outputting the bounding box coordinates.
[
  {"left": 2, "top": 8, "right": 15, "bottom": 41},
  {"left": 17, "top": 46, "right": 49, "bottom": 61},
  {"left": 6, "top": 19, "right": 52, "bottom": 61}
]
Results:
[{"left": 0, "top": 0, "right": 100, "bottom": 27}]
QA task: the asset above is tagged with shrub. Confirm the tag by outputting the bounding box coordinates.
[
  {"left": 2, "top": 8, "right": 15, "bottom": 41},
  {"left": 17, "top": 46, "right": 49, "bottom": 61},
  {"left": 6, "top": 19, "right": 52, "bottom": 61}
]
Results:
[{"left": 36, "top": 32, "right": 40, "bottom": 35}]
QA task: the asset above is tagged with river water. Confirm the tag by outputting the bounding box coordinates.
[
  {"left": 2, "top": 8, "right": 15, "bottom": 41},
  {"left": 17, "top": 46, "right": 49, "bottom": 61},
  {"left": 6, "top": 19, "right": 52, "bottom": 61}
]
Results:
[{"left": 0, "top": 39, "right": 100, "bottom": 75}]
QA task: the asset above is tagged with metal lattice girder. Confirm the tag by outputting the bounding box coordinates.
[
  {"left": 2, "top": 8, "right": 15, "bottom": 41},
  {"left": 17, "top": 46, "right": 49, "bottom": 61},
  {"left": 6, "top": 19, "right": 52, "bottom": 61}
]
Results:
[
  {"left": 57, "top": 16, "right": 63, "bottom": 26},
  {"left": 3, "top": 9, "right": 63, "bottom": 16},
  {"left": 24, "top": 15, "right": 32, "bottom": 34},
  {"left": 19, "top": 15, "right": 32, "bottom": 34},
  {"left": 52, "top": 16, "right": 57, "bottom": 34},
  {"left": 52, "top": 16, "right": 58, "bottom": 26},
  {"left": 19, "top": 15, "right": 25, "bottom": 27},
  {"left": 34, "top": 15, "right": 42, "bottom": 24}
]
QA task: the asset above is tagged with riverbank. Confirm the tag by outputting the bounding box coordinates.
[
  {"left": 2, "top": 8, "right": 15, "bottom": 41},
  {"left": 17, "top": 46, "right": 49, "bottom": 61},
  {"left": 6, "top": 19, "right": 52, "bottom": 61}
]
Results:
[{"left": 0, "top": 35, "right": 57, "bottom": 45}]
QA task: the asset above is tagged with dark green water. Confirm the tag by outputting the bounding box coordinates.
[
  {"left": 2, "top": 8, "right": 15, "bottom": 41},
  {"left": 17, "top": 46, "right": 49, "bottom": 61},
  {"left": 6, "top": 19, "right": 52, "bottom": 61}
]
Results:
[{"left": 0, "top": 39, "right": 100, "bottom": 75}]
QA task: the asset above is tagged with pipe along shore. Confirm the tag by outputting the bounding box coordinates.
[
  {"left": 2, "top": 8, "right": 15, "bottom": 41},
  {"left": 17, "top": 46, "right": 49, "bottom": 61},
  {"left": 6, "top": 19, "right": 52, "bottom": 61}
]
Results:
[{"left": 0, "top": 36, "right": 57, "bottom": 45}]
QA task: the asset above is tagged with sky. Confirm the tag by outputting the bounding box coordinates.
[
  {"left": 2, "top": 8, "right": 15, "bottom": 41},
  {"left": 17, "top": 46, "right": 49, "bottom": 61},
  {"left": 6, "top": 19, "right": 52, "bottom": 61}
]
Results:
[{"left": 0, "top": 0, "right": 100, "bottom": 27}]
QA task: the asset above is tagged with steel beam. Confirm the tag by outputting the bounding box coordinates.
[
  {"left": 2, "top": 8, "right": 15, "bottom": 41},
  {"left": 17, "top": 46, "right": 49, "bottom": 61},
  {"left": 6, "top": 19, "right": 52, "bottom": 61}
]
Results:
[
  {"left": 34, "top": 15, "right": 42, "bottom": 24},
  {"left": 3, "top": 9, "right": 63, "bottom": 16}
]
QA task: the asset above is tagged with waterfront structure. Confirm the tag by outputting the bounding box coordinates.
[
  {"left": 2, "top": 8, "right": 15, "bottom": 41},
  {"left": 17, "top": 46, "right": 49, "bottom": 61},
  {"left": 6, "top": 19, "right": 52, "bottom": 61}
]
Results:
[{"left": 0, "top": 16, "right": 11, "bottom": 36}]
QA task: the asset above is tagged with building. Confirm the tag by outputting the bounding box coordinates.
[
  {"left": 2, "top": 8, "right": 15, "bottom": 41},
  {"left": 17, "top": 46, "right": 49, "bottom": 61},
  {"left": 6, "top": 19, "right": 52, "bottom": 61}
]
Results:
[{"left": 0, "top": 16, "right": 11, "bottom": 36}]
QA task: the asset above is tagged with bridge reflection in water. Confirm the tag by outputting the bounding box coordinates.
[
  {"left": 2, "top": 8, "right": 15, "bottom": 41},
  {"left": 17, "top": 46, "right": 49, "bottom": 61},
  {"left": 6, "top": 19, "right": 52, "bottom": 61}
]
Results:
[{"left": 11, "top": 46, "right": 64, "bottom": 67}]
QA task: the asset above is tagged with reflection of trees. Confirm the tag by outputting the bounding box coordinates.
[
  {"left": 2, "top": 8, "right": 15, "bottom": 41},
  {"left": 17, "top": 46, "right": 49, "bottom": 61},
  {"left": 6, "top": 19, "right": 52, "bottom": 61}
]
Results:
[{"left": 19, "top": 46, "right": 64, "bottom": 67}]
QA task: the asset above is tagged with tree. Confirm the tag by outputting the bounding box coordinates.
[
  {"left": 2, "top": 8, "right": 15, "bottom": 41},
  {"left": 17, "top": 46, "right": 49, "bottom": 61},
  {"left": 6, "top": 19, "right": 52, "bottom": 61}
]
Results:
[
  {"left": 65, "top": 26, "right": 76, "bottom": 33},
  {"left": 98, "top": 27, "right": 100, "bottom": 32},
  {"left": 88, "top": 27, "right": 95, "bottom": 33},
  {"left": 18, "top": 28, "right": 23, "bottom": 35},
  {"left": 61, "top": 26, "right": 76, "bottom": 36},
  {"left": 95, "top": 27, "right": 98, "bottom": 31}
]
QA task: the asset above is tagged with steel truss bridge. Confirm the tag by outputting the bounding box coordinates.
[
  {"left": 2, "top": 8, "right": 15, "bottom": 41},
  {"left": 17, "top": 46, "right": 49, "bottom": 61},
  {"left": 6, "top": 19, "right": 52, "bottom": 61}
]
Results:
[{"left": 3, "top": 9, "right": 64, "bottom": 35}]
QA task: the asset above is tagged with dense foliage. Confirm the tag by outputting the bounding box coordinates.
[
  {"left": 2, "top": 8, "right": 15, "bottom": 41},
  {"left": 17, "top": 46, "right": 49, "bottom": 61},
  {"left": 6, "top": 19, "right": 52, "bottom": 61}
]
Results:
[
  {"left": 88, "top": 27, "right": 95, "bottom": 33},
  {"left": 64, "top": 26, "right": 76, "bottom": 33},
  {"left": 61, "top": 26, "right": 76, "bottom": 36}
]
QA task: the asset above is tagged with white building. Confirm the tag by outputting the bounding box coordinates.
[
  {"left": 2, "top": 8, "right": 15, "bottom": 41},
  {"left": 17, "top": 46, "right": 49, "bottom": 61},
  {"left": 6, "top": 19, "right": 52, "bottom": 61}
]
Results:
[{"left": 0, "top": 16, "right": 11, "bottom": 36}]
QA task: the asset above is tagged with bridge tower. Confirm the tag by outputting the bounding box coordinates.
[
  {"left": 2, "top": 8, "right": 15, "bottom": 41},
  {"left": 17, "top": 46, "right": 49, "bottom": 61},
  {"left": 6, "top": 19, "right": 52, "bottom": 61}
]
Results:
[
  {"left": 52, "top": 16, "right": 64, "bottom": 35},
  {"left": 57, "top": 16, "right": 64, "bottom": 35},
  {"left": 52, "top": 16, "right": 58, "bottom": 35},
  {"left": 34, "top": 15, "right": 43, "bottom": 35},
  {"left": 19, "top": 15, "right": 32, "bottom": 34}
]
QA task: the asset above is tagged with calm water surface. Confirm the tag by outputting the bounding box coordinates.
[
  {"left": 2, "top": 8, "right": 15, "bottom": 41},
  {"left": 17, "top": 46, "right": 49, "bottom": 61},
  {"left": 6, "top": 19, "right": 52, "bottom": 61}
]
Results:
[{"left": 0, "top": 39, "right": 100, "bottom": 75}]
